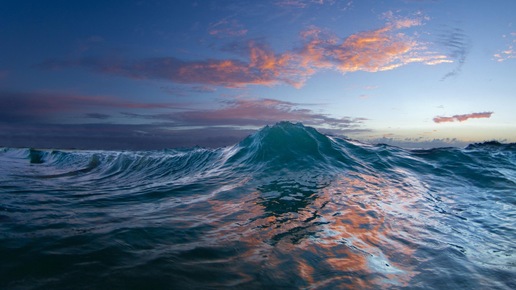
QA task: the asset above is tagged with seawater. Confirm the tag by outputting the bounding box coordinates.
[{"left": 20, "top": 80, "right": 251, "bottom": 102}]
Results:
[{"left": 1, "top": 122, "right": 515, "bottom": 289}]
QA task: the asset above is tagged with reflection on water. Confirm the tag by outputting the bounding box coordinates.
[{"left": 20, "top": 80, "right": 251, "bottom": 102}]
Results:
[
  {"left": 202, "top": 170, "right": 422, "bottom": 289},
  {"left": 1, "top": 124, "right": 515, "bottom": 289}
]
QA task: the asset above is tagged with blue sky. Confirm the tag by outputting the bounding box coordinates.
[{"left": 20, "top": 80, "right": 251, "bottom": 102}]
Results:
[{"left": 1, "top": 0, "right": 515, "bottom": 149}]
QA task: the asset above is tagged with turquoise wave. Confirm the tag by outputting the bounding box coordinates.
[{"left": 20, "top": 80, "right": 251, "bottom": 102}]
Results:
[{"left": 1, "top": 122, "right": 515, "bottom": 289}]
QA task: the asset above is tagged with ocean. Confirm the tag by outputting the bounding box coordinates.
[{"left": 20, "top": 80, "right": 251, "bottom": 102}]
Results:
[{"left": 1, "top": 122, "right": 515, "bottom": 289}]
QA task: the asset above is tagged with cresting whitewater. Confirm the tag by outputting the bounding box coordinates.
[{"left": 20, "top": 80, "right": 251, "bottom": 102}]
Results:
[{"left": 0, "top": 122, "right": 515, "bottom": 289}]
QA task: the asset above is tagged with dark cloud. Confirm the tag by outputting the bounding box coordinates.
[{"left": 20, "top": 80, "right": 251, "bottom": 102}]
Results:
[
  {"left": 0, "top": 90, "right": 186, "bottom": 123},
  {"left": 437, "top": 27, "right": 470, "bottom": 80}
]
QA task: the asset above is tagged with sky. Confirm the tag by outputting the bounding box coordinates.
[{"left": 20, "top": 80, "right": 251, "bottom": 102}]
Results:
[{"left": 1, "top": 0, "right": 515, "bottom": 149}]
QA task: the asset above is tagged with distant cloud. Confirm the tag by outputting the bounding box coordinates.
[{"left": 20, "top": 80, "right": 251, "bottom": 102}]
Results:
[
  {"left": 208, "top": 19, "right": 248, "bottom": 38},
  {"left": 493, "top": 32, "right": 516, "bottom": 62},
  {"left": 0, "top": 92, "right": 368, "bottom": 149},
  {"left": 433, "top": 112, "right": 493, "bottom": 123},
  {"left": 39, "top": 12, "right": 452, "bottom": 88},
  {"left": 0, "top": 89, "right": 365, "bottom": 136},
  {"left": 0, "top": 90, "right": 184, "bottom": 123},
  {"left": 133, "top": 98, "right": 366, "bottom": 131}
]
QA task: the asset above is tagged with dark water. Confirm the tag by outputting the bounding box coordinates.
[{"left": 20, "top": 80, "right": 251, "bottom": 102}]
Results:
[{"left": 1, "top": 122, "right": 515, "bottom": 289}]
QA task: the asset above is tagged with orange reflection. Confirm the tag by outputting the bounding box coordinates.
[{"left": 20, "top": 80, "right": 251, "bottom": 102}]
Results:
[{"left": 203, "top": 170, "right": 421, "bottom": 288}]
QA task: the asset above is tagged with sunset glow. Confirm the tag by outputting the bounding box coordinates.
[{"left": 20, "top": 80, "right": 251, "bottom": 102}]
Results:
[{"left": 1, "top": 0, "right": 515, "bottom": 149}]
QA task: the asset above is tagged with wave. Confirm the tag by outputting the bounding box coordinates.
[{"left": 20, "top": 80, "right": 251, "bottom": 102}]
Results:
[
  {"left": 4, "top": 122, "right": 514, "bottom": 180},
  {"left": 1, "top": 122, "right": 515, "bottom": 289}
]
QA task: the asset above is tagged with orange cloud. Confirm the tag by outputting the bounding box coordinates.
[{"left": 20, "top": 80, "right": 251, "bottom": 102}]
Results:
[
  {"left": 39, "top": 13, "right": 453, "bottom": 88},
  {"left": 298, "top": 16, "right": 452, "bottom": 74},
  {"left": 433, "top": 112, "right": 493, "bottom": 123}
]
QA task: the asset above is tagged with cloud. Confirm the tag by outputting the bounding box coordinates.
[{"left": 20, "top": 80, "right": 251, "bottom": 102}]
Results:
[
  {"left": 0, "top": 92, "right": 368, "bottom": 149},
  {"left": 298, "top": 15, "right": 452, "bottom": 74},
  {"left": 39, "top": 12, "right": 452, "bottom": 88},
  {"left": 493, "top": 32, "right": 516, "bottom": 62},
  {"left": 433, "top": 112, "right": 493, "bottom": 123},
  {"left": 274, "top": 0, "right": 341, "bottom": 8},
  {"left": 128, "top": 98, "right": 366, "bottom": 131},
  {"left": 275, "top": 0, "right": 310, "bottom": 8},
  {"left": 40, "top": 42, "right": 308, "bottom": 88},
  {"left": 0, "top": 89, "right": 366, "bottom": 137},
  {"left": 437, "top": 27, "right": 470, "bottom": 80},
  {"left": 0, "top": 90, "right": 184, "bottom": 123},
  {"left": 208, "top": 19, "right": 248, "bottom": 37}
]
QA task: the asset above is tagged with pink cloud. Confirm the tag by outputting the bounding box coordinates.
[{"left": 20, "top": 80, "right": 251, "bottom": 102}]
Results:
[
  {"left": 39, "top": 13, "right": 453, "bottom": 88},
  {"left": 493, "top": 32, "right": 516, "bottom": 62},
  {"left": 433, "top": 112, "right": 493, "bottom": 123},
  {"left": 298, "top": 16, "right": 452, "bottom": 74},
  {"left": 151, "top": 98, "right": 367, "bottom": 130}
]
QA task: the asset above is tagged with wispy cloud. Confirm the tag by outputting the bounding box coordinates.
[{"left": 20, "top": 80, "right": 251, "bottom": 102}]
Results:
[
  {"left": 493, "top": 32, "right": 516, "bottom": 62},
  {"left": 0, "top": 90, "right": 185, "bottom": 123},
  {"left": 433, "top": 112, "right": 493, "bottom": 123},
  {"left": 0, "top": 91, "right": 368, "bottom": 149},
  {"left": 130, "top": 98, "right": 366, "bottom": 131},
  {"left": 274, "top": 0, "right": 342, "bottom": 9},
  {"left": 298, "top": 14, "right": 451, "bottom": 74},
  {"left": 39, "top": 12, "right": 452, "bottom": 88},
  {"left": 0, "top": 90, "right": 365, "bottom": 134},
  {"left": 161, "top": 85, "right": 217, "bottom": 97},
  {"left": 208, "top": 19, "right": 248, "bottom": 38},
  {"left": 437, "top": 27, "right": 470, "bottom": 80}
]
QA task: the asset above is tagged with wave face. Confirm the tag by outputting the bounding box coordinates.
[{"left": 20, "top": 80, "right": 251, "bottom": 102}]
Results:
[{"left": 1, "top": 122, "right": 515, "bottom": 289}]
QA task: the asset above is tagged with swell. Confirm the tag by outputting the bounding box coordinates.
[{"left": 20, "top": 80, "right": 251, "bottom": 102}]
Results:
[
  {"left": 4, "top": 123, "right": 514, "bottom": 184},
  {"left": 1, "top": 123, "right": 515, "bottom": 289}
]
